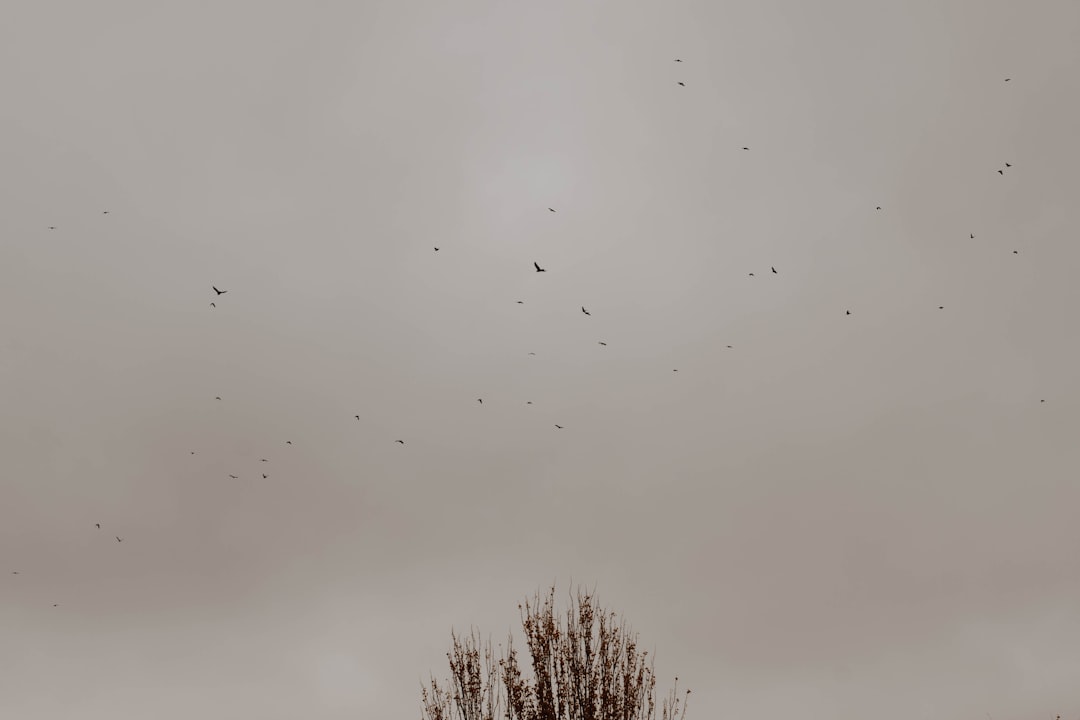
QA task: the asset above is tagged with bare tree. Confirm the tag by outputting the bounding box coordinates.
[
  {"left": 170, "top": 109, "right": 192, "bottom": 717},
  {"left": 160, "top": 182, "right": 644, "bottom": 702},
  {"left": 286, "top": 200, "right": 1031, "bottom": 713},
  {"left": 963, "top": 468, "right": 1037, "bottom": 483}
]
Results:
[{"left": 420, "top": 584, "right": 690, "bottom": 720}]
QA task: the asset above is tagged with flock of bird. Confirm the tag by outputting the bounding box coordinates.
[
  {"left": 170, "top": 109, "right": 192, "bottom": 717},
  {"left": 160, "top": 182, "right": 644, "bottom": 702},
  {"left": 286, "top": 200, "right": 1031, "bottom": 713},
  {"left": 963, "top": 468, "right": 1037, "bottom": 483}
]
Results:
[{"left": 11, "top": 63, "right": 1033, "bottom": 611}]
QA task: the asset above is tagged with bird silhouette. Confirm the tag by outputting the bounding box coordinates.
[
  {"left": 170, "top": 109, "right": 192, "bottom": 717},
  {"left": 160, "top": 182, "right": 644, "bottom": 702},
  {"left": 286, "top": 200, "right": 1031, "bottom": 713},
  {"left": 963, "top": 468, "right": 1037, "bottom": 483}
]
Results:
[
  {"left": 212, "top": 286, "right": 227, "bottom": 295},
  {"left": 53, "top": 604, "right": 59, "bottom": 607},
  {"left": 262, "top": 474, "right": 268, "bottom": 479},
  {"left": 1013, "top": 250, "right": 1019, "bottom": 254},
  {"left": 48, "top": 226, "right": 56, "bottom": 230},
  {"left": 771, "top": 267, "right": 777, "bottom": 274},
  {"left": 11, "top": 571, "right": 18, "bottom": 575},
  {"left": 876, "top": 206, "right": 882, "bottom": 210},
  {"left": 395, "top": 440, "right": 405, "bottom": 444},
  {"left": 598, "top": 341, "right": 607, "bottom": 346},
  {"left": 677, "top": 82, "right": 685, "bottom": 86},
  {"left": 95, "top": 523, "right": 100, "bottom": 529},
  {"left": 103, "top": 211, "right": 109, "bottom": 214},
  {"left": 742, "top": 147, "right": 749, "bottom": 150},
  {"left": 516, "top": 301, "right": 524, "bottom": 304},
  {"left": 210, "top": 302, "right": 216, "bottom": 308},
  {"left": 286, "top": 441, "right": 292, "bottom": 445},
  {"left": 215, "top": 396, "right": 221, "bottom": 400},
  {"left": 115, "top": 536, "right": 123, "bottom": 543},
  {"left": 971, "top": 234, "right": 975, "bottom": 239},
  {"left": 228, "top": 475, "right": 238, "bottom": 479},
  {"left": 846, "top": 310, "right": 851, "bottom": 315},
  {"left": 748, "top": 273, "right": 754, "bottom": 277},
  {"left": 434, "top": 247, "right": 440, "bottom": 251},
  {"left": 998, "top": 170, "right": 1004, "bottom": 175},
  {"left": 526, "top": 401, "right": 533, "bottom": 405},
  {"left": 528, "top": 352, "right": 536, "bottom": 356},
  {"left": 674, "top": 59, "right": 682, "bottom": 62},
  {"left": 554, "top": 425, "right": 563, "bottom": 429},
  {"left": 582, "top": 306, "right": 590, "bottom": 316},
  {"left": 1004, "top": 78, "right": 1010, "bottom": 81},
  {"left": 1005, "top": 163, "right": 1011, "bottom": 167},
  {"left": 355, "top": 415, "right": 360, "bottom": 420},
  {"left": 938, "top": 306, "right": 944, "bottom": 310},
  {"left": 260, "top": 459, "right": 268, "bottom": 462},
  {"left": 534, "top": 262, "right": 546, "bottom": 273},
  {"left": 548, "top": 208, "right": 556, "bottom": 212},
  {"left": 477, "top": 398, "right": 483, "bottom": 404}
]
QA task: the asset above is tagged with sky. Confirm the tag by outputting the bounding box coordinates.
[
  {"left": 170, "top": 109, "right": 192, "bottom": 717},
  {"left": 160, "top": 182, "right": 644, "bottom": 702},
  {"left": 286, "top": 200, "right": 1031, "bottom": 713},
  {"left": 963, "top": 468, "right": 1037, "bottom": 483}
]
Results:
[{"left": 2, "top": 1, "right": 1079, "bottom": 718}]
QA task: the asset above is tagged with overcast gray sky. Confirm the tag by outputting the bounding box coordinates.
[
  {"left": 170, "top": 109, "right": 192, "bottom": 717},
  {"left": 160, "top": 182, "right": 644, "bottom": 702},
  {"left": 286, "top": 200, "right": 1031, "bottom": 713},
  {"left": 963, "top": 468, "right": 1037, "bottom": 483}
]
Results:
[{"left": 2, "top": 1, "right": 1079, "bottom": 719}]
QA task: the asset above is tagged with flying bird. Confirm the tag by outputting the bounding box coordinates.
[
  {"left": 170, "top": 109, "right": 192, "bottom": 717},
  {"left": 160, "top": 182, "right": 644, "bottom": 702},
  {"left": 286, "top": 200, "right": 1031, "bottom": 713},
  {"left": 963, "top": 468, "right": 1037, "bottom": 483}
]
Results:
[
  {"left": 998, "top": 170, "right": 1004, "bottom": 175},
  {"left": 528, "top": 352, "right": 536, "bottom": 356},
  {"left": 534, "top": 262, "right": 546, "bottom": 273},
  {"left": 478, "top": 398, "right": 483, "bottom": 404},
  {"left": 582, "top": 306, "right": 590, "bottom": 316},
  {"left": 1004, "top": 78, "right": 1010, "bottom": 81},
  {"left": 286, "top": 441, "right": 292, "bottom": 445},
  {"left": 938, "top": 306, "right": 944, "bottom": 310},
  {"left": 262, "top": 474, "right": 268, "bottom": 479},
  {"left": 103, "top": 211, "right": 109, "bottom": 214},
  {"left": 395, "top": 440, "right": 405, "bottom": 444},
  {"left": 554, "top": 425, "right": 563, "bottom": 429},
  {"left": 228, "top": 475, "right": 238, "bottom": 479},
  {"left": 742, "top": 147, "right": 749, "bottom": 150},
  {"left": 846, "top": 310, "right": 852, "bottom": 315},
  {"left": 355, "top": 415, "right": 360, "bottom": 420},
  {"left": 971, "top": 234, "right": 975, "bottom": 239},
  {"left": 526, "top": 401, "right": 533, "bottom": 405},
  {"left": 212, "top": 286, "right": 227, "bottom": 295},
  {"left": 1013, "top": 250, "right": 1019, "bottom": 254},
  {"left": 210, "top": 302, "right": 216, "bottom": 308},
  {"left": 677, "top": 82, "right": 685, "bottom": 86},
  {"left": 215, "top": 396, "right": 221, "bottom": 400},
  {"left": 674, "top": 59, "right": 682, "bottom": 62},
  {"left": 876, "top": 206, "right": 882, "bottom": 210},
  {"left": 434, "top": 247, "right": 440, "bottom": 251},
  {"left": 1005, "top": 163, "right": 1011, "bottom": 167},
  {"left": 771, "top": 267, "right": 777, "bottom": 274},
  {"left": 115, "top": 536, "right": 123, "bottom": 543},
  {"left": 95, "top": 523, "right": 100, "bottom": 529},
  {"left": 48, "top": 226, "right": 56, "bottom": 230},
  {"left": 260, "top": 459, "right": 268, "bottom": 462},
  {"left": 748, "top": 273, "right": 754, "bottom": 277},
  {"left": 598, "top": 341, "right": 607, "bottom": 346},
  {"left": 516, "top": 301, "right": 524, "bottom": 304},
  {"left": 548, "top": 208, "right": 556, "bottom": 212}
]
